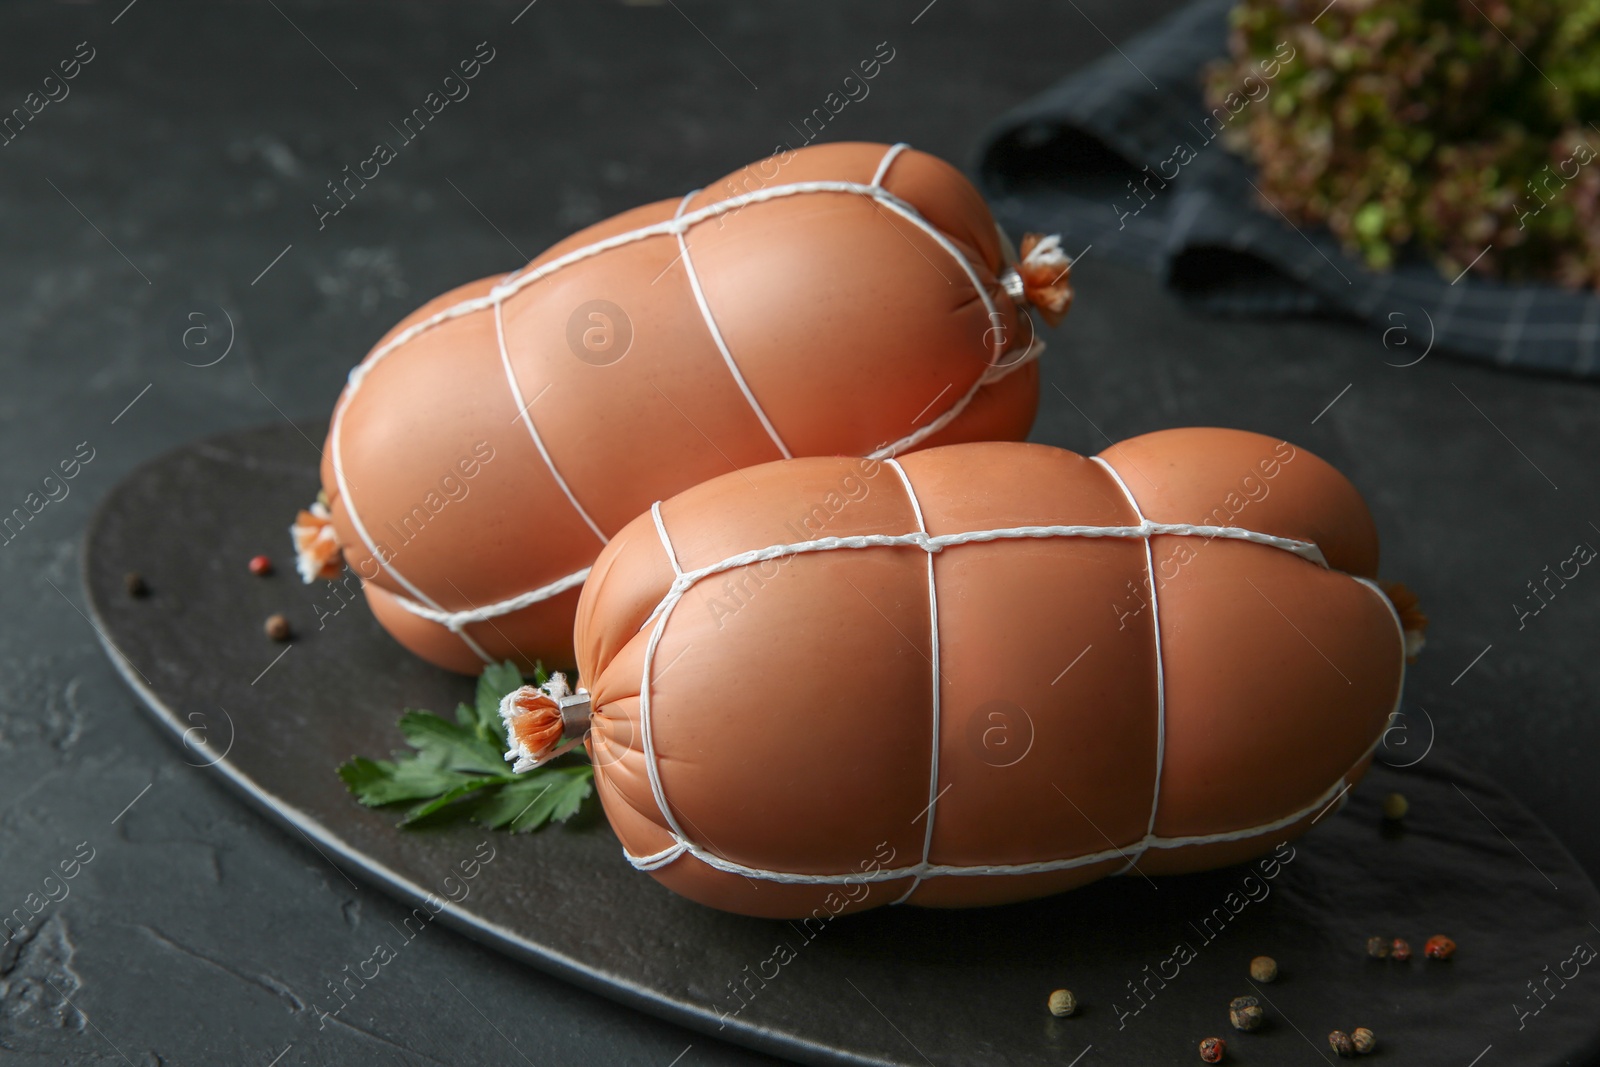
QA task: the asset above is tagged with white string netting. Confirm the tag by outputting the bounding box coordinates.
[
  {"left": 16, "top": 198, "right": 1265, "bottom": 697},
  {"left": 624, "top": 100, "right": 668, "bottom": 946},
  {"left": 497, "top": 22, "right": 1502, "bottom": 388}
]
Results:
[
  {"left": 619, "top": 456, "right": 1407, "bottom": 893},
  {"left": 327, "top": 143, "right": 1046, "bottom": 657}
]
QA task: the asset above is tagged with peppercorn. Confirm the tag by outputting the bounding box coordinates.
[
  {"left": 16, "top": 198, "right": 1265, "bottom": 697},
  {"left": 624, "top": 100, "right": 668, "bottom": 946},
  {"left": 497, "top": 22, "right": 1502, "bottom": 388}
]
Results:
[
  {"left": 1249, "top": 955, "right": 1278, "bottom": 982},
  {"left": 1382, "top": 792, "right": 1408, "bottom": 820},
  {"left": 1199, "top": 1035, "right": 1226, "bottom": 1062},
  {"left": 1425, "top": 934, "right": 1456, "bottom": 960},
  {"left": 1329, "top": 1029, "right": 1355, "bottom": 1057},
  {"left": 1047, "top": 989, "right": 1077, "bottom": 1017},
  {"left": 264, "top": 613, "right": 292, "bottom": 641},
  {"left": 1352, "top": 1027, "right": 1376, "bottom": 1054},
  {"left": 1365, "top": 935, "right": 1391, "bottom": 959},
  {"left": 1228, "top": 994, "right": 1264, "bottom": 1032},
  {"left": 125, "top": 571, "right": 149, "bottom": 597},
  {"left": 249, "top": 554, "right": 274, "bottom": 577},
  {"left": 1389, "top": 937, "right": 1412, "bottom": 962}
]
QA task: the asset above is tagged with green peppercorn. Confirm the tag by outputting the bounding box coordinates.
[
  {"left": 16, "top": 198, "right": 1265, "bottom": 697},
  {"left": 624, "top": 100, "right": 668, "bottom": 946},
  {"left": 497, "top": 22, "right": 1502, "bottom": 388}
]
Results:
[
  {"left": 1229, "top": 994, "right": 1264, "bottom": 1032},
  {"left": 1329, "top": 1029, "right": 1355, "bottom": 1057},
  {"left": 1382, "top": 792, "right": 1408, "bottom": 820},
  {"left": 1352, "top": 1027, "right": 1376, "bottom": 1054},
  {"left": 1047, "top": 989, "right": 1077, "bottom": 1017},
  {"left": 1365, "top": 935, "right": 1390, "bottom": 959}
]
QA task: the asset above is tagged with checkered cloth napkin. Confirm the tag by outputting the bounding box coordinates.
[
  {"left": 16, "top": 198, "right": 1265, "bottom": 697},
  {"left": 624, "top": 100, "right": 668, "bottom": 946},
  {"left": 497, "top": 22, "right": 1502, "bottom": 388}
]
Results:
[{"left": 976, "top": 0, "right": 1600, "bottom": 378}]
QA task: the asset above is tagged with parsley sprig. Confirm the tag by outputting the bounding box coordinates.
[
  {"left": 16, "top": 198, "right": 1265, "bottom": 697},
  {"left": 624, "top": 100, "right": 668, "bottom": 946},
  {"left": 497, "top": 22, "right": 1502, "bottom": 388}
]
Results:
[{"left": 338, "top": 661, "right": 594, "bottom": 833}]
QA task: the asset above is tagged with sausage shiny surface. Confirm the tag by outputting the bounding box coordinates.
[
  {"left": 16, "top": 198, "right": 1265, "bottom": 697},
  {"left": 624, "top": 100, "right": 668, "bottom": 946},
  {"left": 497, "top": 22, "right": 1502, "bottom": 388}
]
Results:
[
  {"left": 313, "top": 142, "right": 1043, "bottom": 673},
  {"left": 571, "top": 431, "right": 1404, "bottom": 917}
]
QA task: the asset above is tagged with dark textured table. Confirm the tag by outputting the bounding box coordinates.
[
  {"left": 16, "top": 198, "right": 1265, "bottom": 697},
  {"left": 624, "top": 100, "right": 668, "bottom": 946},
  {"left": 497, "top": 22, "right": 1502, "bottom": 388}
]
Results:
[{"left": 2, "top": 2, "right": 1597, "bottom": 1065}]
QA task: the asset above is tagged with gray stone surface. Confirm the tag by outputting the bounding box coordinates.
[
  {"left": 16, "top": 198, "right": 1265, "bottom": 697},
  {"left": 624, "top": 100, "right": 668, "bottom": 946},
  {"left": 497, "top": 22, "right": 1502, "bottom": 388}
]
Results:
[{"left": 2, "top": 0, "right": 1597, "bottom": 1065}]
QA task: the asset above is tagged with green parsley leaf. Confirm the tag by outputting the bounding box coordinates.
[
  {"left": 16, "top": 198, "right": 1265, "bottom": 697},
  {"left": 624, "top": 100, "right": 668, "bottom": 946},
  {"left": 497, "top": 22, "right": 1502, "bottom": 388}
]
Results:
[
  {"left": 397, "top": 709, "right": 506, "bottom": 776},
  {"left": 469, "top": 767, "right": 594, "bottom": 832},
  {"left": 337, "top": 660, "right": 595, "bottom": 834},
  {"left": 475, "top": 661, "right": 524, "bottom": 734},
  {"left": 398, "top": 777, "right": 502, "bottom": 826},
  {"left": 337, "top": 756, "right": 472, "bottom": 807}
]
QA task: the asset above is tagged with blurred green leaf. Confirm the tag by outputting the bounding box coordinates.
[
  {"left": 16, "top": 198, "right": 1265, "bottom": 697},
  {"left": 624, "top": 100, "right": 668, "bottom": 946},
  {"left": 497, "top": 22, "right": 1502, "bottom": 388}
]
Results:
[{"left": 1206, "top": 0, "right": 1600, "bottom": 286}]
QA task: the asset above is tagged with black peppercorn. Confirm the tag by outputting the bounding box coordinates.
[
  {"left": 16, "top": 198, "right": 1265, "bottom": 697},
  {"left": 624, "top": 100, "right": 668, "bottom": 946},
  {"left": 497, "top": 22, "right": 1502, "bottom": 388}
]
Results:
[
  {"left": 1352, "top": 1027, "right": 1376, "bottom": 1054},
  {"left": 1329, "top": 1030, "right": 1355, "bottom": 1057},
  {"left": 125, "top": 571, "right": 149, "bottom": 597},
  {"left": 1228, "top": 994, "right": 1264, "bottom": 1032}
]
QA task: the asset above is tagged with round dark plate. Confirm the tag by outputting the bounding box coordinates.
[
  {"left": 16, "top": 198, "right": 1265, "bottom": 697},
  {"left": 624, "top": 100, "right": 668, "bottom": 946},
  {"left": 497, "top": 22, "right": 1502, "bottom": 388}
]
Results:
[{"left": 83, "top": 422, "right": 1600, "bottom": 1066}]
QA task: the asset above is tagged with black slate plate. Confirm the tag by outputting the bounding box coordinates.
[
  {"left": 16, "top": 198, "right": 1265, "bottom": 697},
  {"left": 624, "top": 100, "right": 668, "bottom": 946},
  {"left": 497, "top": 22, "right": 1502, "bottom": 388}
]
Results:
[{"left": 84, "top": 422, "right": 1600, "bottom": 1067}]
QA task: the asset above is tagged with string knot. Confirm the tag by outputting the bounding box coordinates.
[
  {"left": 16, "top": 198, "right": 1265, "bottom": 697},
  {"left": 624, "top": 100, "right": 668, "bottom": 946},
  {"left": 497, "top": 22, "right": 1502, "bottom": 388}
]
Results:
[
  {"left": 501, "top": 673, "right": 593, "bottom": 773},
  {"left": 290, "top": 500, "right": 344, "bottom": 583},
  {"left": 1002, "top": 233, "right": 1074, "bottom": 328}
]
